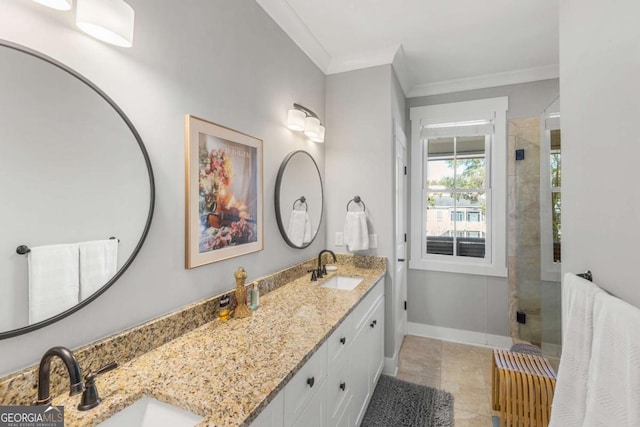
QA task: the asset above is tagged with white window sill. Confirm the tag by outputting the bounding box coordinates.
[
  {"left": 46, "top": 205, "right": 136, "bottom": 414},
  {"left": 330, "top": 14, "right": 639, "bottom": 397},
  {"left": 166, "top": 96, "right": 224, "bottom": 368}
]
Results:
[{"left": 409, "top": 258, "right": 508, "bottom": 278}]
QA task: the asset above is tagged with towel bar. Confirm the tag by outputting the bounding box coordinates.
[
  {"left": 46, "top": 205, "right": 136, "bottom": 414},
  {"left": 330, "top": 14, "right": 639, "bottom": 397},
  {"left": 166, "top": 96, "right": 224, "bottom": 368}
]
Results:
[
  {"left": 16, "top": 237, "right": 120, "bottom": 255},
  {"left": 346, "top": 195, "right": 366, "bottom": 212},
  {"left": 576, "top": 270, "right": 593, "bottom": 282}
]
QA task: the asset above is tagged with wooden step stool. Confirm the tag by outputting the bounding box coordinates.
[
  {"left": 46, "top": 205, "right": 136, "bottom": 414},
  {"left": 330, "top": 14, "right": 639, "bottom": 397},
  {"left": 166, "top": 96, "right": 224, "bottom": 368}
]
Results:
[{"left": 492, "top": 348, "right": 557, "bottom": 426}]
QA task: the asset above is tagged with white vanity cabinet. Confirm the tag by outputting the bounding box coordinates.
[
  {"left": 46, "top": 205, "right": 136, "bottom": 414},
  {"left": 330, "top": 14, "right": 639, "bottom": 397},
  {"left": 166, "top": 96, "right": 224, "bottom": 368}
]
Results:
[
  {"left": 349, "top": 280, "right": 384, "bottom": 427},
  {"left": 250, "top": 277, "right": 384, "bottom": 427},
  {"left": 328, "top": 277, "right": 384, "bottom": 427}
]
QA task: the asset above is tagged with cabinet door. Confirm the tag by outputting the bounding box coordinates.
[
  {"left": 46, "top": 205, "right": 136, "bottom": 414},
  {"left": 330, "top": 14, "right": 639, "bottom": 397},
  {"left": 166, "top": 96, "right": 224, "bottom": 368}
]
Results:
[
  {"left": 284, "top": 342, "right": 327, "bottom": 427},
  {"left": 292, "top": 380, "right": 326, "bottom": 427},
  {"left": 327, "top": 355, "right": 350, "bottom": 420},
  {"left": 369, "top": 299, "right": 385, "bottom": 386},
  {"left": 250, "top": 390, "right": 284, "bottom": 427},
  {"left": 350, "top": 325, "right": 370, "bottom": 427}
]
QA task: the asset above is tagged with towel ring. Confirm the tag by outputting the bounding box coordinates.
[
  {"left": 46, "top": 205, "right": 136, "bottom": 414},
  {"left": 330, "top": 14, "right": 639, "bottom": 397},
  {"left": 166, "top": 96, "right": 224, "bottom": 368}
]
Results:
[
  {"left": 293, "top": 196, "right": 308, "bottom": 212},
  {"left": 346, "top": 195, "right": 366, "bottom": 212}
]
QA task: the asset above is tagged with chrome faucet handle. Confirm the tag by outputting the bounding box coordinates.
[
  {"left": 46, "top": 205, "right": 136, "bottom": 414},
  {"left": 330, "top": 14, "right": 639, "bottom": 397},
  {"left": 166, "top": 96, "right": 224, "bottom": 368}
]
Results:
[{"left": 77, "top": 362, "right": 118, "bottom": 411}]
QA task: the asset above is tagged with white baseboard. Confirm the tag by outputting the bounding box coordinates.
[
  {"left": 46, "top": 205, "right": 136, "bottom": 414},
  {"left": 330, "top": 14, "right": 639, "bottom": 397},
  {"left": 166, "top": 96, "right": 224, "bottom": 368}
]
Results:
[
  {"left": 407, "top": 322, "right": 512, "bottom": 349},
  {"left": 383, "top": 355, "right": 398, "bottom": 377}
]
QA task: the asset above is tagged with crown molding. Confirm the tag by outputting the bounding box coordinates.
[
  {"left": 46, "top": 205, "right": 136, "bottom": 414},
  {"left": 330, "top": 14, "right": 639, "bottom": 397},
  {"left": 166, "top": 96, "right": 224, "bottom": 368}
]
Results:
[
  {"left": 256, "top": 0, "right": 558, "bottom": 98},
  {"left": 256, "top": 0, "right": 331, "bottom": 73},
  {"left": 408, "top": 64, "right": 559, "bottom": 98},
  {"left": 326, "top": 44, "right": 398, "bottom": 75}
]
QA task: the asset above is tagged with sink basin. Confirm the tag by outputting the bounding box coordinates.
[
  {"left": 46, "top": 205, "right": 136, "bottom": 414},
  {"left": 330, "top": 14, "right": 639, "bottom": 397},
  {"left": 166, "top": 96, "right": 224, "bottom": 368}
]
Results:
[
  {"left": 320, "top": 276, "right": 363, "bottom": 291},
  {"left": 98, "top": 396, "right": 203, "bottom": 427}
]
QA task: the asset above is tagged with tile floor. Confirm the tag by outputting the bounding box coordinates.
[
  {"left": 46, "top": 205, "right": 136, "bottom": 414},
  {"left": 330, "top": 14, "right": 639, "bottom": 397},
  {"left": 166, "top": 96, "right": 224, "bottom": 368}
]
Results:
[{"left": 396, "top": 335, "right": 496, "bottom": 426}]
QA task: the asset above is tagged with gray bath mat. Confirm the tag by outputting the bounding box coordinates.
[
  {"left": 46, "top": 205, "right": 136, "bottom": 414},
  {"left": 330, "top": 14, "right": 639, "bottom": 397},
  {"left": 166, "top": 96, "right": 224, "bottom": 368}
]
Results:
[{"left": 361, "top": 375, "right": 455, "bottom": 427}]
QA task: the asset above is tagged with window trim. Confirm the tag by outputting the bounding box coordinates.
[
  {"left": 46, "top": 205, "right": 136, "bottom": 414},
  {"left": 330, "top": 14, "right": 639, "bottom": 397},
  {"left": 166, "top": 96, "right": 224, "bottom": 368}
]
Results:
[
  {"left": 410, "top": 97, "right": 508, "bottom": 277},
  {"left": 540, "top": 104, "right": 561, "bottom": 282}
]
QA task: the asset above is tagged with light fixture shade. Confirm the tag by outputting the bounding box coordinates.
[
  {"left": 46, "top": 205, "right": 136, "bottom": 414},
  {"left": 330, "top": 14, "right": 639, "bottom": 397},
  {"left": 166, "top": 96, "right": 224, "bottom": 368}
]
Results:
[
  {"left": 76, "top": 0, "right": 135, "bottom": 48},
  {"left": 304, "top": 116, "right": 321, "bottom": 139},
  {"left": 310, "top": 125, "right": 325, "bottom": 143},
  {"left": 287, "top": 109, "right": 305, "bottom": 131},
  {"left": 32, "top": 0, "right": 72, "bottom": 10}
]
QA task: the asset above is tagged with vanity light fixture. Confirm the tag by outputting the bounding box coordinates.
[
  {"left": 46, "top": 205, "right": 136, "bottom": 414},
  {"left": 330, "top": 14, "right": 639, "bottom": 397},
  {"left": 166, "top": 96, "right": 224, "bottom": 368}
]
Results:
[
  {"left": 287, "top": 103, "right": 325, "bottom": 143},
  {"left": 32, "top": 0, "right": 72, "bottom": 10},
  {"left": 76, "top": 0, "right": 135, "bottom": 48}
]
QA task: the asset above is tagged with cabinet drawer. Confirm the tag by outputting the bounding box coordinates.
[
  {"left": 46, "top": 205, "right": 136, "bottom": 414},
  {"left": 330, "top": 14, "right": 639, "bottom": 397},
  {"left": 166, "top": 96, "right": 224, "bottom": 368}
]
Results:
[
  {"left": 352, "top": 279, "right": 383, "bottom": 332},
  {"left": 284, "top": 342, "right": 327, "bottom": 427},
  {"left": 327, "top": 315, "right": 353, "bottom": 363}
]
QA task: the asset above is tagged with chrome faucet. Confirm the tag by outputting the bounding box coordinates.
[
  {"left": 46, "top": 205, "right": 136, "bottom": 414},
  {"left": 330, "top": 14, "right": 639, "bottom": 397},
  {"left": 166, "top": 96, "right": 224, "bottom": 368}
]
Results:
[
  {"left": 34, "top": 346, "right": 83, "bottom": 406},
  {"left": 317, "top": 249, "right": 337, "bottom": 278}
]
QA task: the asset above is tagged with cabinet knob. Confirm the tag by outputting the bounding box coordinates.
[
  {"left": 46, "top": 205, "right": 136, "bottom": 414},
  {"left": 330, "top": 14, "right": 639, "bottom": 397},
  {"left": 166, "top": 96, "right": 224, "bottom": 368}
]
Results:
[
  {"left": 307, "top": 376, "right": 315, "bottom": 388},
  {"left": 339, "top": 382, "right": 346, "bottom": 391},
  {"left": 340, "top": 337, "right": 346, "bottom": 345},
  {"left": 370, "top": 319, "right": 377, "bottom": 328}
]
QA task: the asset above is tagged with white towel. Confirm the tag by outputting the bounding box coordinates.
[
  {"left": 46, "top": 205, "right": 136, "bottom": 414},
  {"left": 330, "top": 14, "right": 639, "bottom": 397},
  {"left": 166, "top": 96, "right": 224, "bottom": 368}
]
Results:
[
  {"left": 287, "top": 210, "right": 312, "bottom": 246},
  {"left": 28, "top": 244, "right": 80, "bottom": 324},
  {"left": 344, "top": 211, "right": 369, "bottom": 251},
  {"left": 549, "top": 273, "right": 604, "bottom": 427},
  {"left": 79, "top": 239, "right": 118, "bottom": 300},
  {"left": 582, "top": 292, "right": 640, "bottom": 426},
  {"left": 301, "top": 212, "right": 313, "bottom": 244}
]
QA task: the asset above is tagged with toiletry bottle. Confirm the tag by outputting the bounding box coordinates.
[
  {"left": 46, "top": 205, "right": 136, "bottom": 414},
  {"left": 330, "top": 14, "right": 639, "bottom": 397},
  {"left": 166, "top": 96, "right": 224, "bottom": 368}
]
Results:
[
  {"left": 219, "top": 294, "right": 230, "bottom": 322},
  {"left": 249, "top": 282, "right": 260, "bottom": 310}
]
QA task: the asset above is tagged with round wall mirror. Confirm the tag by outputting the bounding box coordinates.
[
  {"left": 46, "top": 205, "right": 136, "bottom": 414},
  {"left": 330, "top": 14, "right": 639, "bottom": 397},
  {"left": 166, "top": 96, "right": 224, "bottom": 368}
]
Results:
[
  {"left": 0, "top": 40, "right": 155, "bottom": 339},
  {"left": 275, "top": 150, "right": 323, "bottom": 248}
]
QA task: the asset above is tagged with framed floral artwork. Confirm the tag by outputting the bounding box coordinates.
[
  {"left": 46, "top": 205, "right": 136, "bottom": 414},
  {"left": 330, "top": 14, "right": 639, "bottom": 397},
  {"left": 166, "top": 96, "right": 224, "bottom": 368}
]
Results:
[{"left": 185, "top": 115, "right": 263, "bottom": 268}]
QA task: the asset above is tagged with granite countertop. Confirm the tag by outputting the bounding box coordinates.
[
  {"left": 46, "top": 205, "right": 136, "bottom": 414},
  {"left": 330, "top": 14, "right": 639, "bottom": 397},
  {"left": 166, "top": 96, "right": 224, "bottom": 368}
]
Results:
[{"left": 53, "top": 263, "right": 385, "bottom": 426}]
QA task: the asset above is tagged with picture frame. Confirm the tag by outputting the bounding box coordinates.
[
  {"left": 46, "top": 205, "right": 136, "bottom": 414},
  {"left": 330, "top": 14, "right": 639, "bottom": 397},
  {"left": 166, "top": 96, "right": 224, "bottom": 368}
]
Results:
[{"left": 185, "top": 115, "right": 263, "bottom": 268}]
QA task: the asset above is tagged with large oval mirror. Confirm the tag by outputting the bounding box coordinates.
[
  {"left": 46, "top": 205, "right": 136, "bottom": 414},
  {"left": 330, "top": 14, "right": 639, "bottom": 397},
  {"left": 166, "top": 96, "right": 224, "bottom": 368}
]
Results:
[
  {"left": 275, "top": 151, "right": 323, "bottom": 248},
  {"left": 0, "top": 40, "right": 154, "bottom": 339}
]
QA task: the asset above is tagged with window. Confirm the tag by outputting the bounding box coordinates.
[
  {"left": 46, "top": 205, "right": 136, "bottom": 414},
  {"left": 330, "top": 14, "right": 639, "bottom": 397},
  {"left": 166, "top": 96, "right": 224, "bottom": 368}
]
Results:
[
  {"left": 540, "top": 99, "right": 561, "bottom": 281},
  {"left": 450, "top": 210, "right": 464, "bottom": 222},
  {"left": 428, "top": 136, "right": 487, "bottom": 258},
  {"left": 410, "top": 97, "right": 508, "bottom": 277},
  {"left": 550, "top": 131, "right": 561, "bottom": 263},
  {"left": 467, "top": 211, "right": 481, "bottom": 222}
]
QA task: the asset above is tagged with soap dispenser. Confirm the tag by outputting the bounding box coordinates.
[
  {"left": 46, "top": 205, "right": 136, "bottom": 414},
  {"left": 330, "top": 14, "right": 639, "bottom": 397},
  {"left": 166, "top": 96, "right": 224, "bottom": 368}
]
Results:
[{"left": 249, "top": 282, "right": 260, "bottom": 310}]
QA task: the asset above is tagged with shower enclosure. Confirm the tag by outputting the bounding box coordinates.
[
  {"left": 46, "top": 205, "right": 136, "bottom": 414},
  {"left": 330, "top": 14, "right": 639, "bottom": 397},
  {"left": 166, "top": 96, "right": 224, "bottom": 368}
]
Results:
[{"left": 508, "top": 98, "right": 561, "bottom": 358}]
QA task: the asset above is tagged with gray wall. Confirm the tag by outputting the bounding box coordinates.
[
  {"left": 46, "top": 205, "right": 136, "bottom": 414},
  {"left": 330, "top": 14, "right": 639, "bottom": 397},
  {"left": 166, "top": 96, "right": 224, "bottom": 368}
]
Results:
[
  {"left": 560, "top": 0, "right": 640, "bottom": 308},
  {"left": 407, "top": 79, "right": 559, "bottom": 337},
  {"left": 325, "top": 65, "right": 397, "bottom": 358},
  {"left": 0, "top": 0, "right": 325, "bottom": 376}
]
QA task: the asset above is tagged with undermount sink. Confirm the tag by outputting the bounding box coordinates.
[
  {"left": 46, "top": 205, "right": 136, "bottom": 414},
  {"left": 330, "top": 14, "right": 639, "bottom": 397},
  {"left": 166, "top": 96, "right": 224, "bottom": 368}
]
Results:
[
  {"left": 320, "top": 276, "right": 363, "bottom": 291},
  {"left": 97, "top": 396, "right": 203, "bottom": 427}
]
